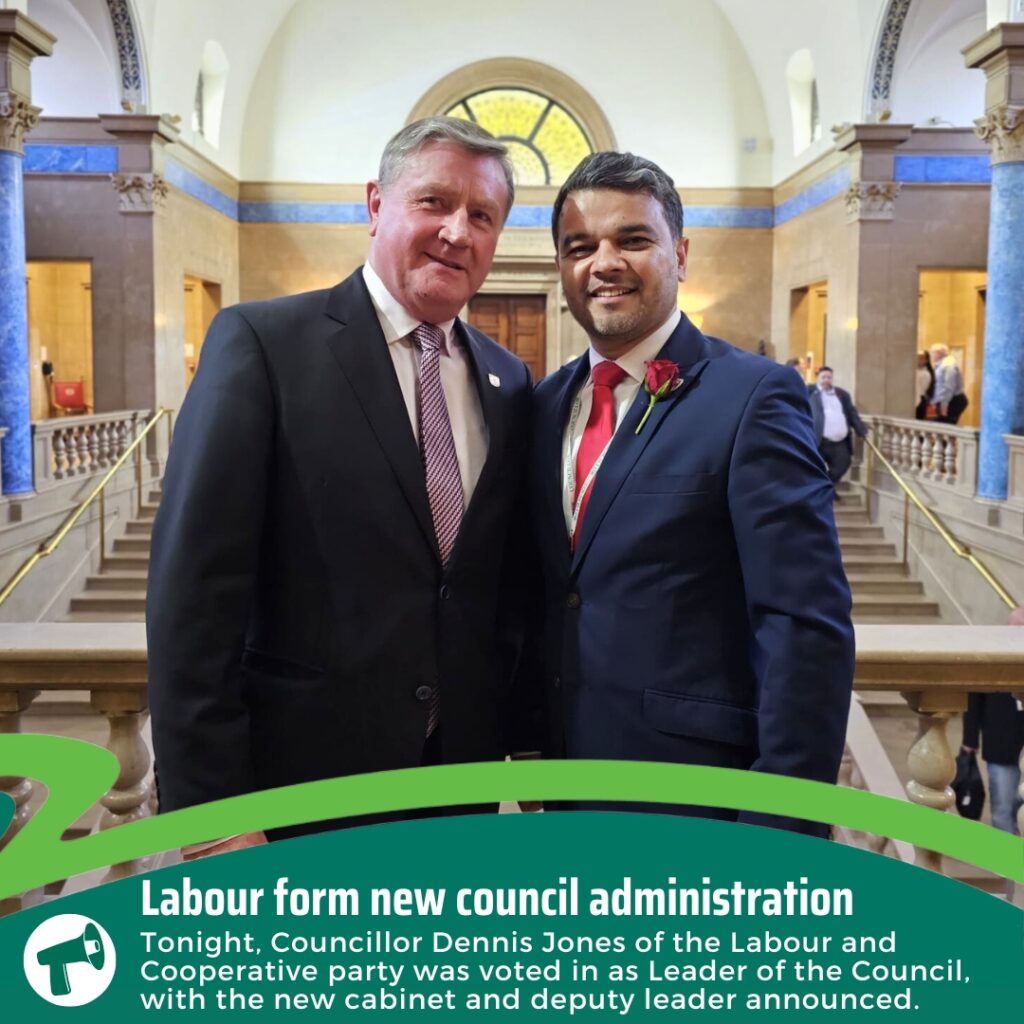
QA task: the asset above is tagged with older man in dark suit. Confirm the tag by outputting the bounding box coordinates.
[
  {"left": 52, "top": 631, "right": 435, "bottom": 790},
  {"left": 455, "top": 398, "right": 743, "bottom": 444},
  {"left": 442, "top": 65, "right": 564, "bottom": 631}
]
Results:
[
  {"left": 147, "top": 118, "right": 532, "bottom": 854},
  {"left": 530, "top": 152, "right": 853, "bottom": 837},
  {"left": 808, "top": 366, "right": 867, "bottom": 492}
]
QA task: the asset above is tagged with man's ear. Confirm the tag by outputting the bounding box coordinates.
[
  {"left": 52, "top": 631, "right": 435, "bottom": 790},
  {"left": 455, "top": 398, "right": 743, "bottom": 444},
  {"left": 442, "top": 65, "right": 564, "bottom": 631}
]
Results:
[
  {"left": 367, "top": 180, "right": 382, "bottom": 237},
  {"left": 676, "top": 235, "right": 690, "bottom": 283}
]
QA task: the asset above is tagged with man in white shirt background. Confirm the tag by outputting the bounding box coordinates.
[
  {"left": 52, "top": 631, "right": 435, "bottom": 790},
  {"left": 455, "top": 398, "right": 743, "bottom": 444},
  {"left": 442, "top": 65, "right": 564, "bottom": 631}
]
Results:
[
  {"left": 808, "top": 366, "right": 868, "bottom": 493},
  {"left": 930, "top": 344, "right": 969, "bottom": 424}
]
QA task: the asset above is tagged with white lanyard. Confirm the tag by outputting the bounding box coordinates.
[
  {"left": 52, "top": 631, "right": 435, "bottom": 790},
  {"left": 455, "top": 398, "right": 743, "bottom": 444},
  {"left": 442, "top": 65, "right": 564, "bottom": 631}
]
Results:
[{"left": 563, "top": 388, "right": 619, "bottom": 540}]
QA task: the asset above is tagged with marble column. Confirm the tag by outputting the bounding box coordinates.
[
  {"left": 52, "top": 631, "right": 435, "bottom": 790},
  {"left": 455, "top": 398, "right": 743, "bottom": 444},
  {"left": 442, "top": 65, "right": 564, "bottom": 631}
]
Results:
[
  {"left": 964, "top": 24, "right": 1024, "bottom": 499},
  {"left": 0, "top": 11, "right": 53, "bottom": 496}
]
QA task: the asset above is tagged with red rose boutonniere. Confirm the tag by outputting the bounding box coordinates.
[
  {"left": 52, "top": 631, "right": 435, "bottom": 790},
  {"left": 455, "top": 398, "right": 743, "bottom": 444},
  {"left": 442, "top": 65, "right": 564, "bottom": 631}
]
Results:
[{"left": 635, "top": 359, "right": 683, "bottom": 434}]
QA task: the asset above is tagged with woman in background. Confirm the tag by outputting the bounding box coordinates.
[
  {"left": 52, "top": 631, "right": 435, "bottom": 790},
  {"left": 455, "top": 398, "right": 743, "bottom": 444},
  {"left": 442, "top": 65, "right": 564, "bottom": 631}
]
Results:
[{"left": 915, "top": 350, "right": 934, "bottom": 420}]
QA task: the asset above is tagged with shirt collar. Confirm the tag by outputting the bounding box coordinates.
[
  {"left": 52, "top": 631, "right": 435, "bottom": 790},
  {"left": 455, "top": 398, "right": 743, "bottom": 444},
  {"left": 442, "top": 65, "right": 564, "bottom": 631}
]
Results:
[
  {"left": 362, "top": 262, "right": 458, "bottom": 354},
  {"left": 587, "top": 309, "right": 682, "bottom": 383}
]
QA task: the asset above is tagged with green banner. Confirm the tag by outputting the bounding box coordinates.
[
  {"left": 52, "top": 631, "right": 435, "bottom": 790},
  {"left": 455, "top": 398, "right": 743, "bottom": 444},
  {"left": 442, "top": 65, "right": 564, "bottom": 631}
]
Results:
[{"left": 2, "top": 813, "right": 1021, "bottom": 1019}]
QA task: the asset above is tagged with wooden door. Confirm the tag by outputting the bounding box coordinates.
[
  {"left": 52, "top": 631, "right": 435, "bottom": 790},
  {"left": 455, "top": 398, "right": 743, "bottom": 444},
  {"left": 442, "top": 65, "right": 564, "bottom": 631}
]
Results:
[{"left": 468, "top": 294, "right": 546, "bottom": 383}]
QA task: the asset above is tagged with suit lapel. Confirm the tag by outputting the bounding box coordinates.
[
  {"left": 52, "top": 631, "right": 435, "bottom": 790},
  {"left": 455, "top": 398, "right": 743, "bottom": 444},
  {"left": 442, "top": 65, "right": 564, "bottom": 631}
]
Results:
[
  {"left": 322, "top": 272, "right": 439, "bottom": 559},
  {"left": 570, "top": 318, "right": 710, "bottom": 575},
  {"left": 541, "top": 355, "right": 591, "bottom": 568}
]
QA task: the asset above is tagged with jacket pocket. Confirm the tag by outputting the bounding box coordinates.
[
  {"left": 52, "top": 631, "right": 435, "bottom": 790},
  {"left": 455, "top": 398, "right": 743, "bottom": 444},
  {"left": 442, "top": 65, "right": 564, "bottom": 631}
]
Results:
[
  {"left": 642, "top": 688, "right": 757, "bottom": 748},
  {"left": 241, "top": 647, "right": 325, "bottom": 680}
]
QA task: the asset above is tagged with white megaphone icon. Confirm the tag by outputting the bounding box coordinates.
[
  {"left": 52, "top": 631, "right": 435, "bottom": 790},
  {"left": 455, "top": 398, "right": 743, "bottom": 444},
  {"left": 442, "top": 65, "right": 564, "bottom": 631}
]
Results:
[{"left": 36, "top": 922, "right": 105, "bottom": 996}]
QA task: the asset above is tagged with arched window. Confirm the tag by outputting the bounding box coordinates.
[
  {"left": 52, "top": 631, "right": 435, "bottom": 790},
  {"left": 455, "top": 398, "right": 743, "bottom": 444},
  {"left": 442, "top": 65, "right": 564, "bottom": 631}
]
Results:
[
  {"left": 786, "top": 49, "right": 822, "bottom": 155},
  {"left": 446, "top": 89, "right": 591, "bottom": 187},
  {"left": 409, "top": 59, "right": 615, "bottom": 187},
  {"left": 191, "top": 41, "right": 229, "bottom": 148}
]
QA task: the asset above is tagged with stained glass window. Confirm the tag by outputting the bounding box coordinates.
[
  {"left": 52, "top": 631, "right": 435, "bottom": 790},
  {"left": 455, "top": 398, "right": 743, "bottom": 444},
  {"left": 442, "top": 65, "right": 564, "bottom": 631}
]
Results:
[{"left": 445, "top": 88, "right": 593, "bottom": 186}]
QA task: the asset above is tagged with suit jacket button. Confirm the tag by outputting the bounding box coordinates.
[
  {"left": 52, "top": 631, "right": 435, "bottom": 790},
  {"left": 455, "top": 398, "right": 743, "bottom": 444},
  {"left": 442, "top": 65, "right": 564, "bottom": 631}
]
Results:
[
  {"left": 439, "top": 584, "right": 451, "bottom": 600},
  {"left": 415, "top": 685, "right": 434, "bottom": 702},
  {"left": 566, "top": 592, "right": 581, "bottom": 609},
  {"left": 553, "top": 675, "right": 561, "bottom": 689}
]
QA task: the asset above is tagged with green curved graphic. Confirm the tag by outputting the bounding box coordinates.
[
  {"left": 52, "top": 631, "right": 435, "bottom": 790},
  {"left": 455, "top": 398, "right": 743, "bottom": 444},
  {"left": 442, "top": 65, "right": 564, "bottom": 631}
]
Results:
[{"left": 0, "top": 733, "right": 1021, "bottom": 901}]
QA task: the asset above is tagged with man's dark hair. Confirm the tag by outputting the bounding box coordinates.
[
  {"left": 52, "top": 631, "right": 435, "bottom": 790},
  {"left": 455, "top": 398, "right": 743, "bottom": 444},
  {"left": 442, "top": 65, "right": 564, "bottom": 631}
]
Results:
[
  {"left": 552, "top": 151, "right": 684, "bottom": 246},
  {"left": 817, "top": 366, "right": 833, "bottom": 375},
  {"left": 785, "top": 357, "right": 801, "bottom": 368}
]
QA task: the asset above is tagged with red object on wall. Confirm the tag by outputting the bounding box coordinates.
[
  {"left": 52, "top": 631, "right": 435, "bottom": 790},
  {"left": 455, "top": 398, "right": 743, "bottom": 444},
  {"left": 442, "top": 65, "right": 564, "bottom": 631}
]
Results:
[{"left": 53, "top": 380, "right": 90, "bottom": 414}]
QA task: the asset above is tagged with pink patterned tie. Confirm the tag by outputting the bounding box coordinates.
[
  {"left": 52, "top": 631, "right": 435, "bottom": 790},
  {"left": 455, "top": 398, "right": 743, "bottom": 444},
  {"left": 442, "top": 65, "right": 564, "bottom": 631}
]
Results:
[{"left": 413, "top": 322, "right": 464, "bottom": 737}]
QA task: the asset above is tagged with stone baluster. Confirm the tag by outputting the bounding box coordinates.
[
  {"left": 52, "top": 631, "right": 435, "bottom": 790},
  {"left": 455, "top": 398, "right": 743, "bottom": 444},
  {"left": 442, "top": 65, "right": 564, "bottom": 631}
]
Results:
[
  {"left": 901, "top": 690, "right": 961, "bottom": 873},
  {"left": 910, "top": 432, "right": 922, "bottom": 473},
  {"left": 90, "top": 688, "right": 152, "bottom": 882},
  {"left": 52, "top": 429, "right": 67, "bottom": 479},
  {"left": 117, "top": 420, "right": 130, "bottom": 459},
  {"left": 897, "top": 428, "right": 911, "bottom": 472},
  {"left": 881, "top": 422, "right": 894, "bottom": 461},
  {"left": 943, "top": 437, "right": 957, "bottom": 482},
  {"left": 0, "top": 689, "right": 38, "bottom": 916},
  {"left": 87, "top": 422, "right": 100, "bottom": 471},
  {"left": 96, "top": 421, "right": 110, "bottom": 468},
  {"left": 75, "top": 427, "right": 89, "bottom": 474},
  {"left": 923, "top": 432, "right": 938, "bottom": 476}
]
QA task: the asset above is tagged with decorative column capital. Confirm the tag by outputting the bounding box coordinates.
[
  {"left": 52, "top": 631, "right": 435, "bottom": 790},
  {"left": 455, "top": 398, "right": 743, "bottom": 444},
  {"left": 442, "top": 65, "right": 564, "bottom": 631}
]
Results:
[
  {"left": 0, "top": 90, "right": 39, "bottom": 154},
  {"left": 974, "top": 104, "right": 1024, "bottom": 163},
  {"left": 111, "top": 171, "right": 168, "bottom": 213},
  {"left": 845, "top": 180, "right": 902, "bottom": 221}
]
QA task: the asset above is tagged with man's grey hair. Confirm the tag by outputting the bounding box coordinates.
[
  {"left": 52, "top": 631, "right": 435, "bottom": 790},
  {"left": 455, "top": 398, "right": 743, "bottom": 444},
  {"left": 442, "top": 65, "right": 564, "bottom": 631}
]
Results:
[
  {"left": 378, "top": 116, "right": 515, "bottom": 215},
  {"left": 552, "top": 151, "right": 684, "bottom": 245}
]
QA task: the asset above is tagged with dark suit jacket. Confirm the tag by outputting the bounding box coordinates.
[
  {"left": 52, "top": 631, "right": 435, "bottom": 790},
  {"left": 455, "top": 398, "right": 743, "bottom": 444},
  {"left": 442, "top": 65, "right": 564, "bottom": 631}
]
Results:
[
  {"left": 808, "top": 385, "right": 867, "bottom": 452},
  {"left": 147, "top": 269, "right": 532, "bottom": 818},
  {"left": 530, "top": 317, "right": 854, "bottom": 837}
]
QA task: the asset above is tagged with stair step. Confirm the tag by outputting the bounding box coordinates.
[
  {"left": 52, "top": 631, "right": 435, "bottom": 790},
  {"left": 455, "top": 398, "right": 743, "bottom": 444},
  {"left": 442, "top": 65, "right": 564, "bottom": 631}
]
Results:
[
  {"left": 852, "top": 613, "right": 946, "bottom": 624},
  {"left": 137, "top": 502, "right": 160, "bottom": 518},
  {"left": 838, "top": 526, "right": 886, "bottom": 540},
  {"left": 147, "top": 489, "right": 162, "bottom": 504},
  {"left": 102, "top": 552, "right": 150, "bottom": 571},
  {"left": 85, "top": 572, "right": 148, "bottom": 592},
  {"left": 112, "top": 536, "right": 152, "bottom": 553},
  {"left": 64, "top": 610, "right": 147, "bottom": 623},
  {"left": 125, "top": 520, "right": 154, "bottom": 536},
  {"left": 852, "top": 594, "right": 940, "bottom": 612},
  {"left": 840, "top": 541, "right": 898, "bottom": 557},
  {"left": 846, "top": 575, "right": 924, "bottom": 595},
  {"left": 833, "top": 510, "right": 872, "bottom": 524},
  {"left": 841, "top": 558, "right": 908, "bottom": 575},
  {"left": 69, "top": 592, "right": 147, "bottom": 614}
]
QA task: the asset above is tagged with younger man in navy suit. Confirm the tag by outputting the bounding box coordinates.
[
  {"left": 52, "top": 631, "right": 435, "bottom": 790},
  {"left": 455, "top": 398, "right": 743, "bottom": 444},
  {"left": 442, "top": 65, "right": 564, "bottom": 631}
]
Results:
[{"left": 529, "top": 152, "right": 854, "bottom": 837}]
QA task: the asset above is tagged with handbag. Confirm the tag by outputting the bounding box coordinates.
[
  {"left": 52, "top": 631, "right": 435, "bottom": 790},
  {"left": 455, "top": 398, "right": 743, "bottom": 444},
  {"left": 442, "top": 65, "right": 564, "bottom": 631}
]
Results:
[{"left": 951, "top": 749, "right": 985, "bottom": 821}]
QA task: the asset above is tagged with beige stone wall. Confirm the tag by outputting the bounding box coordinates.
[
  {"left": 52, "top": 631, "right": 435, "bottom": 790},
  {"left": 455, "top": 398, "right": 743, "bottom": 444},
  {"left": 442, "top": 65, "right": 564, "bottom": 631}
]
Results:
[
  {"left": 238, "top": 224, "right": 368, "bottom": 303},
  {"left": 153, "top": 188, "right": 239, "bottom": 415},
  {"left": 684, "top": 228, "right": 773, "bottom": 353}
]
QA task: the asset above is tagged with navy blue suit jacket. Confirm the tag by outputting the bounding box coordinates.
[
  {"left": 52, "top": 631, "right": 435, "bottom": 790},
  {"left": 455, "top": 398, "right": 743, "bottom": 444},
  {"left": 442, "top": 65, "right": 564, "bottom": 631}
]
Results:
[{"left": 530, "top": 317, "right": 854, "bottom": 837}]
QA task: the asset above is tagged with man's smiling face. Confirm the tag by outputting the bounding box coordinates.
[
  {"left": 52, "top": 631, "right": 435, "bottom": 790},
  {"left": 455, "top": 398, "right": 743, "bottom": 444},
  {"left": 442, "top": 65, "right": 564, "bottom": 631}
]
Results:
[
  {"left": 366, "top": 142, "right": 509, "bottom": 323},
  {"left": 556, "top": 187, "right": 688, "bottom": 358}
]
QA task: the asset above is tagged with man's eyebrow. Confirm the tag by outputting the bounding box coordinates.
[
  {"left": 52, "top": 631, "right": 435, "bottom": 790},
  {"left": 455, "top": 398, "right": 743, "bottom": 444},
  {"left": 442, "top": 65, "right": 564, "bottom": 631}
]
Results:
[
  {"left": 616, "top": 222, "right": 658, "bottom": 235},
  {"left": 560, "top": 231, "right": 591, "bottom": 249}
]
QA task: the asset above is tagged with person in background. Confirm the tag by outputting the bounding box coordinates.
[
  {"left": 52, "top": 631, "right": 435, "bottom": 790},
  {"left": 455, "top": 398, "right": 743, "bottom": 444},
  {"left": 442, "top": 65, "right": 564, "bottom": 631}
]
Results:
[
  {"left": 915, "top": 350, "right": 934, "bottom": 420},
  {"left": 807, "top": 366, "right": 867, "bottom": 493},
  {"left": 959, "top": 606, "right": 1024, "bottom": 835},
  {"left": 930, "top": 344, "right": 968, "bottom": 424}
]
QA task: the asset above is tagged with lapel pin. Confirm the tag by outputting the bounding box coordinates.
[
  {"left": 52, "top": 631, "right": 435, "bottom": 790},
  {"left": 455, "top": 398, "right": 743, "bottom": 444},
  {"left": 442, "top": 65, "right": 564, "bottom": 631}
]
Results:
[{"left": 488, "top": 373, "right": 501, "bottom": 388}]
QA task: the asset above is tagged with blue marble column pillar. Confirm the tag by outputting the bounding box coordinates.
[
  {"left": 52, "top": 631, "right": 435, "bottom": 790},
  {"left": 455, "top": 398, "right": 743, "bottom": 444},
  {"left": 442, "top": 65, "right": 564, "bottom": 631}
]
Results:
[
  {"left": 0, "top": 11, "right": 55, "bottom": 496},
  {"left": 965, "top": 24, "right": 1024, "bottom": 499},
  {"left": 0, "top": 146, "right": 31, "bottom": 493}
]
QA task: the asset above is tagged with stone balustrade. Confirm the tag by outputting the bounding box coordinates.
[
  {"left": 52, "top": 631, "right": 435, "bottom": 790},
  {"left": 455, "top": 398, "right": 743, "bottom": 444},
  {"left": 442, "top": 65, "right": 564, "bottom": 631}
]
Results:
[
  {"left": 0, "top": 623, "right": 1022, "bottom": 911},
  {"left": 31, "top": 410, "right": 147, "bottom": 491},
  {"left": 867, "top": 415, "right": 979, "bottom": 494}
]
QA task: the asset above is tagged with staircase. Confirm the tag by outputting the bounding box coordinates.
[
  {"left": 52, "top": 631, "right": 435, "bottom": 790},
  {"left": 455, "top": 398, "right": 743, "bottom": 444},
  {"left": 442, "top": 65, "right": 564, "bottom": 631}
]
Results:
[
  {"left": 64, "top": 489, "right": 160, "bottom": 622},
  {"left": 835, "top": 482, "right": 941, "bottom": 624}
]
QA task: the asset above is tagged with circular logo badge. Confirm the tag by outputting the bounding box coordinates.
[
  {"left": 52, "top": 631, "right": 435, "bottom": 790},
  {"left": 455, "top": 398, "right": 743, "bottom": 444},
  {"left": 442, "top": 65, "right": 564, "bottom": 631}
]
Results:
[{"left": 23, "top": 913, "right": 116, "bottom": 1006}]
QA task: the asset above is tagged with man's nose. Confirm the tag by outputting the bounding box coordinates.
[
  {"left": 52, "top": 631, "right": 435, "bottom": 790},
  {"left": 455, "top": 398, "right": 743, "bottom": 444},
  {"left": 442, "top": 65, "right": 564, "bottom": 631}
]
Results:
[
  {"left": 592, "top": 240, "right": 626, "bottom": 273},
  {"left": 439, "top": 207, "right": 471, "bottom": 247}
]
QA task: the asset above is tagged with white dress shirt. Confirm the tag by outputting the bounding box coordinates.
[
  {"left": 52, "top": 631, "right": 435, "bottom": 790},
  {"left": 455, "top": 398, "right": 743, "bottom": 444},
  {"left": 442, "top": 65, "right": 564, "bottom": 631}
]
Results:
[
  {"left": 363, "top": 262, "right": 488, "bottom": 506},
  {"left": 562, "top": 310, "right": 681, "bottom": 533},
  {"left": 820, "top": 388, "right": 849, "bottom": 442}
]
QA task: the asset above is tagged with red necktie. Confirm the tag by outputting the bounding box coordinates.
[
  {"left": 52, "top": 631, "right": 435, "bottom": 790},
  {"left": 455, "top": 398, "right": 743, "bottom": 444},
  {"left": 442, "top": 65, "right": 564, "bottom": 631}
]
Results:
[{"left": 572, "top": 361, "right": 627, "bottom": 548}]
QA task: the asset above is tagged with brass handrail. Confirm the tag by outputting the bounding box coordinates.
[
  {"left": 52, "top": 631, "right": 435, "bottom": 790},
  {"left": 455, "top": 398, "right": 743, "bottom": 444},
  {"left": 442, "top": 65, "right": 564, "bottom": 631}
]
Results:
[
  {"left": 862, "top": 430, "right": 1017, "bottom": 611},
  {"left": 0, "top": 407, "right": 174, "bottom": 607}
]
